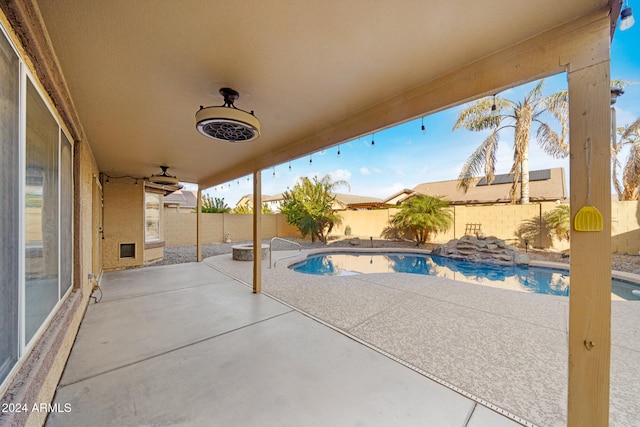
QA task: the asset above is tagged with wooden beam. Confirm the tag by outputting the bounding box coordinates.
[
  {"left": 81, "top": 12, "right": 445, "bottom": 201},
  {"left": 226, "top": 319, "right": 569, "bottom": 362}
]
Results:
[
  {"left": 252, "top": 172, "right": 262, "bottom": 293},
  {"left": 567, "top": 59, "right": 611, "bottom": 426},
  {"left": 196, "top": 188, "right": 202, "bottom": 262}
]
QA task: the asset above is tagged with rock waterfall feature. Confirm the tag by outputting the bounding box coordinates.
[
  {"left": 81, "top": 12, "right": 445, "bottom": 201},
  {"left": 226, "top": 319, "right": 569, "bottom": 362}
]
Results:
[{"left": 431, "top": 235, "right": 529, "bottom": 266}]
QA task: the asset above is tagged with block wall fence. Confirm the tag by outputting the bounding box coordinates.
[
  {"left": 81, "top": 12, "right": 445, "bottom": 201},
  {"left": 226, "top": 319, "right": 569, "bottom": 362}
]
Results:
[{"left": 163, "top": 201, "right": 640, "bottom": 254}]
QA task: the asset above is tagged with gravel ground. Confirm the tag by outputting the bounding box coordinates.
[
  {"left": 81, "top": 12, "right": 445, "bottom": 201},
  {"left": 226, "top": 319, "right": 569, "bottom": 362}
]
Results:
[{"left": 156, "top": 236, "right": 640, "bottom": 274}]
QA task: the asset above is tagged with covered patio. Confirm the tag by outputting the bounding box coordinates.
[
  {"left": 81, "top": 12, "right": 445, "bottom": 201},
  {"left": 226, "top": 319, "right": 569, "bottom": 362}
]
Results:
[
  {"left": 0, "top": 1, "right": 630, "bottom": 426},
  {"left": 46, "top": 253, "right": 640, "bottom": 426},
  {"left": 46, "top": 262, "right": 520, "bottom": 427}
]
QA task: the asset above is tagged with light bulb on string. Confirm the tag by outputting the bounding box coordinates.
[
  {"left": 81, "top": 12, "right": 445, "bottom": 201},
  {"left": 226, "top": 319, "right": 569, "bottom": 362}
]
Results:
[
  {"left": 272, "top": 167, "right": 276, "bottom": 177},
  {"left": 421, "top": 117, "right": 426, "bottom": 135},
  {"left": 288, "top": 162, "right": 292, "bottom": 171},
  {"left": 309, "top": 155, "right": 313, "bottom": 165},
  {"left": 490, "top": 94, "right": 498, "bottom": 117},
  {"left": 371, "top": 133, "right": 375, "bottom": 148},
  {"left": 337, "top": 145, "right": 341, "bottom": 157}
]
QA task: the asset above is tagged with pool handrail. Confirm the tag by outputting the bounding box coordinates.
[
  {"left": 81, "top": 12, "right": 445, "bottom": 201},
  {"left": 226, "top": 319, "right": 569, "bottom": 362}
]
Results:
[{"left": 269, "top": 237, "right": 302, "bottom": 268}]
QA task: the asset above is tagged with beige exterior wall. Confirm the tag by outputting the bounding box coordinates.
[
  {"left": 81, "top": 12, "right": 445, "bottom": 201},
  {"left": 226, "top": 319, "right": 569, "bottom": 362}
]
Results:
[
  {"left": 102, "top": 181, "right": 144, "bottom": 269},
  {"left": 612, "top": 200, "right": 640, "bottom": 255},
  {"left": 165, "top": 202, "right": 640, "bottom": 254},
  {"left": 332, "top": 209, "right": 397, "bottom": 238},
  {"left": 164, "top": 212, "right": 300, "bottom": 246}
]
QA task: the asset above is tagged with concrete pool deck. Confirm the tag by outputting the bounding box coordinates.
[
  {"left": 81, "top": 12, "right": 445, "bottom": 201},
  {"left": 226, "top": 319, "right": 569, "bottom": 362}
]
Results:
[
  {"left": 205, "top": 249, "right": 640, "bottom": 427},
  {"left": 46, "top": 251, "right": 639, "bottom": 426}
]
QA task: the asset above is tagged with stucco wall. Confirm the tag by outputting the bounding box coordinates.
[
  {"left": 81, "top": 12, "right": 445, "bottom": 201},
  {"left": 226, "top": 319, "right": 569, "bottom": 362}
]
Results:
[{"left": 102, "top": 181, "right": 144, "bottom": 269}]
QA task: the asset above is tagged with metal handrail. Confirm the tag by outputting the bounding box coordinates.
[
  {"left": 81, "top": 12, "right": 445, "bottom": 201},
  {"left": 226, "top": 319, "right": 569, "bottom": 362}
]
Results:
[{"left": 269, "top": 237, "right": 302, "bottom": 268}]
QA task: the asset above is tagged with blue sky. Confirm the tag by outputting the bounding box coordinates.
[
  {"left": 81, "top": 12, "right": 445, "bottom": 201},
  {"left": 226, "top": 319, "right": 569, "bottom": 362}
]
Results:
[{"left": 200, "top": 21, "right": 640, "bottom": 207}]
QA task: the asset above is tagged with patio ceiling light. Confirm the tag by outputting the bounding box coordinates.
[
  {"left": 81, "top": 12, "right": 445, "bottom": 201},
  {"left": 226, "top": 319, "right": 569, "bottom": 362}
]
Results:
[
  {"left": 196, "top": 88, "right": 261, "bottom": 142},
  {"left": 149, "top": 166, "right": 179, "bottom": 185}
]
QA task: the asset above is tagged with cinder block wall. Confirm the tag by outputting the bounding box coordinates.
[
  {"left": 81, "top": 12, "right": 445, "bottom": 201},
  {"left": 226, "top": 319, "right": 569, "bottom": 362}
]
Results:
[
  {"left": 164, "top": 212, "right": 300, "bottom": 246},
  {"left": 164, "top": 202, "right": 640, "bottom": 254},
  {"left": 612, "top": 200, "right": 640, "bottom": 254}
]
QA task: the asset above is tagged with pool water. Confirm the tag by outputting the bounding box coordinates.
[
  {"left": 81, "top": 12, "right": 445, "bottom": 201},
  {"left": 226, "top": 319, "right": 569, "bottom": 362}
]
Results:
[{"left": 290, "top": 252, "right": 640, "bottom": 301}]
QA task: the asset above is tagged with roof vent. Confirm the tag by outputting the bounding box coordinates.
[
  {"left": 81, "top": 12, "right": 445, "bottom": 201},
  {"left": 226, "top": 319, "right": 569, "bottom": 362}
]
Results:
[
  {"left": 149, "top": 166, "right": 179, "bottom": 185},
  {"left": 196, "top": 88, "right": 260, "bottom": 142}
]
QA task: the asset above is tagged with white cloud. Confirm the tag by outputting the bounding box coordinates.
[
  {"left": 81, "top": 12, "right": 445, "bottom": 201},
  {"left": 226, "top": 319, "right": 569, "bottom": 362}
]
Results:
[
  {"left": 331, "top": 169, "right": 352, "bottom": 182},
  {"left": 360, "top": 167, "right": 370, "bottom": 175}
]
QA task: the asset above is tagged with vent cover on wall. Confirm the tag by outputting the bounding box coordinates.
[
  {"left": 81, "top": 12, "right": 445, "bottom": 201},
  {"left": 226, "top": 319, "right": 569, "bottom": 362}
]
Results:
[{"left": 196, "top": 88, "right": 260, "bottom": 142}]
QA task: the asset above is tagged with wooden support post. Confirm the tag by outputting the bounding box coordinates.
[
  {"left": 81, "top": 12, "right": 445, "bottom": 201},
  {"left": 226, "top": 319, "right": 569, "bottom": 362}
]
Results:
[
  {"left": 253, "top": 172, "right": 262, "bottom": 293},
  {"left": 567, "top": 60, "right": 611, "bottom": 426},
  {"left": 196, "top": 188, "right": 202, "bottom": 262}
]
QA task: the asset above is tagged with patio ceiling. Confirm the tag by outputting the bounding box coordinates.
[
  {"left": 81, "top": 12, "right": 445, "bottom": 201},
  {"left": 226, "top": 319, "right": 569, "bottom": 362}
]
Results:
[{"left": 33, "top": 0, "right": 610, "bottom": 188}]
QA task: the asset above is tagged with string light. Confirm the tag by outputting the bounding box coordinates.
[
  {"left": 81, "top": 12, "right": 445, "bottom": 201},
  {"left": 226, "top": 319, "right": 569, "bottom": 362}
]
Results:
[
  {"left": 337, "top": 145, "right": 341, "bottom": 157},
  {"left": 272, "top": 167, "right": 276, "bottom": 177},
  {"left": 309, "top": 155, "right": 313, "bottom": 165},
  {"left": 288, "top": 162, "right": 292, "bottom": 171},
  {"left": 371, "top": 133, "right": 375, "bottom": 147},
  {"left": 490, "top": 94, "right": 498, "bottom": 117},
  {"left": 421, "top": 117, "right": 426, "bottom": 135}
]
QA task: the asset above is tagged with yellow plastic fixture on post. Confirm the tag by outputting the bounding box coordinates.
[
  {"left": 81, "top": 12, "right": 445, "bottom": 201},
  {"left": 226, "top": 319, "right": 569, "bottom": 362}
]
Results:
[{"left": 574, "top": 138, "right": 603, "bottom": 231}]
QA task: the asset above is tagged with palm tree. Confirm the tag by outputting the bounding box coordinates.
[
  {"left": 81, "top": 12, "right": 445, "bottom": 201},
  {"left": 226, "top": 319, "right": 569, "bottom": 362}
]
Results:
[
  {"left": 543, "top": 204, "right": 571, "bottom": 241},
  {"left": 453, "top": 79, "right": 569, "bottom": 204},
  {"left": 391, "top": 195, "right": 453, "bottom": 244},
  {"left": 280, "top": 174, "right": 349, "bottom": 243},
  {"left": 613, "top": 117, "right": 640, "bottom": 200}
]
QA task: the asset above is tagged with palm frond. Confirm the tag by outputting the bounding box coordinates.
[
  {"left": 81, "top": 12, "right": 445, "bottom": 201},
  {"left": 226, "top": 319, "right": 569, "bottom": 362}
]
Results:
[
  {"left": 452, "top": 97, "right": 504, "bottom": 132},
  {"left": 623, "top": 143, "right": 640, "bottom": 200},
  {"left": 457, "top": 129, "right": 499, "bottom": 192},
  {"left": 536, "top": 122, "right": 568, "bottom": 158}
]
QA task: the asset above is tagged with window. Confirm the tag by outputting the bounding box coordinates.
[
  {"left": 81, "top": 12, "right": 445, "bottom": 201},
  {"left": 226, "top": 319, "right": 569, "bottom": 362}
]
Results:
[
  {"left": 60, "top": 131, "right": 73, "bottom": 295},
  {"left": 145, "top": 192, "right": 161, "bottom": 242},
  {"left": 25, "top": 78, "right": 60, "bottom": 343},
  {"left": 0, "top": 25, "right": 20, "bottom": 385},
  {"left": 0, "top": 24, "right": 74, "bottom": 386}
]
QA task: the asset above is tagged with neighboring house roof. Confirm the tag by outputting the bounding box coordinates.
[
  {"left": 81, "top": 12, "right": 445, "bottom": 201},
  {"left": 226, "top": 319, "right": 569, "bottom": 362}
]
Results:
[
  {"left": 163, "top": 189, "right": 198, "bottom": 208},
  {"left": 235, "top": 194, "right": 284, "bottom": 208},
  {"left": 383, "top": 188, "right": 416, "bottom": 206},
  {"left": 331, "top": 193, "right": 384, "bottom": 209},
  {"left": 411, "top": 168, "right": 566, "bottom": 205}
]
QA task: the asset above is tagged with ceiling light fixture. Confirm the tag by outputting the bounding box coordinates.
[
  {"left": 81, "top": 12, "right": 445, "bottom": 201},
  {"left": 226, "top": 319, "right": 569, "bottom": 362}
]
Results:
[
  {"left": 149, "top": 166, "right": 179, "bottom": 185},
  {"left": 196, "top": 88, "right": 261, "bottom": 142},
  {"left": 621, "top": 1, "right": 635, "bottom": 30}
]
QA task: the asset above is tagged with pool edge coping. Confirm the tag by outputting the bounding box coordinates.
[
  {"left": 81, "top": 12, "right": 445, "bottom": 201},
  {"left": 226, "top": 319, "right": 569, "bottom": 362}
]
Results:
[{"left": 281, "top": 247, "right": 640, "bottom": 287}]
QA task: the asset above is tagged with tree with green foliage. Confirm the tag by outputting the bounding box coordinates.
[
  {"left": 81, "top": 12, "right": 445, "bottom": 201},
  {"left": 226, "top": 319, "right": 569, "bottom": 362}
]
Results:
[
  {"left": 280, "top": 174, "right": 349, "bottom": 243},
  {"left": 200, "top": 195, "right": 231, "bottom": 213},
  {"left": 391, "top": 194, "right": 453, "bottom": 244},
  {"left": 233, "top": 204, "right": 251, "bottom": 214},
  {"left": 543, "top": 204, "right": 570, "bottom": 241},
  {"left": 453, "top": 79, "right": 569, "bottom": 204},
  {"left": 233, "top": 203, "right": 274, "bottom": 214}
]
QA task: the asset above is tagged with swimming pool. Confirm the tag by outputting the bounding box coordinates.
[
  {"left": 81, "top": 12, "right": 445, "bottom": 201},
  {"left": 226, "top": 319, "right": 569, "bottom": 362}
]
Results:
[{"left": 290, "top": 252, "right": 640, "bottom": 300}]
